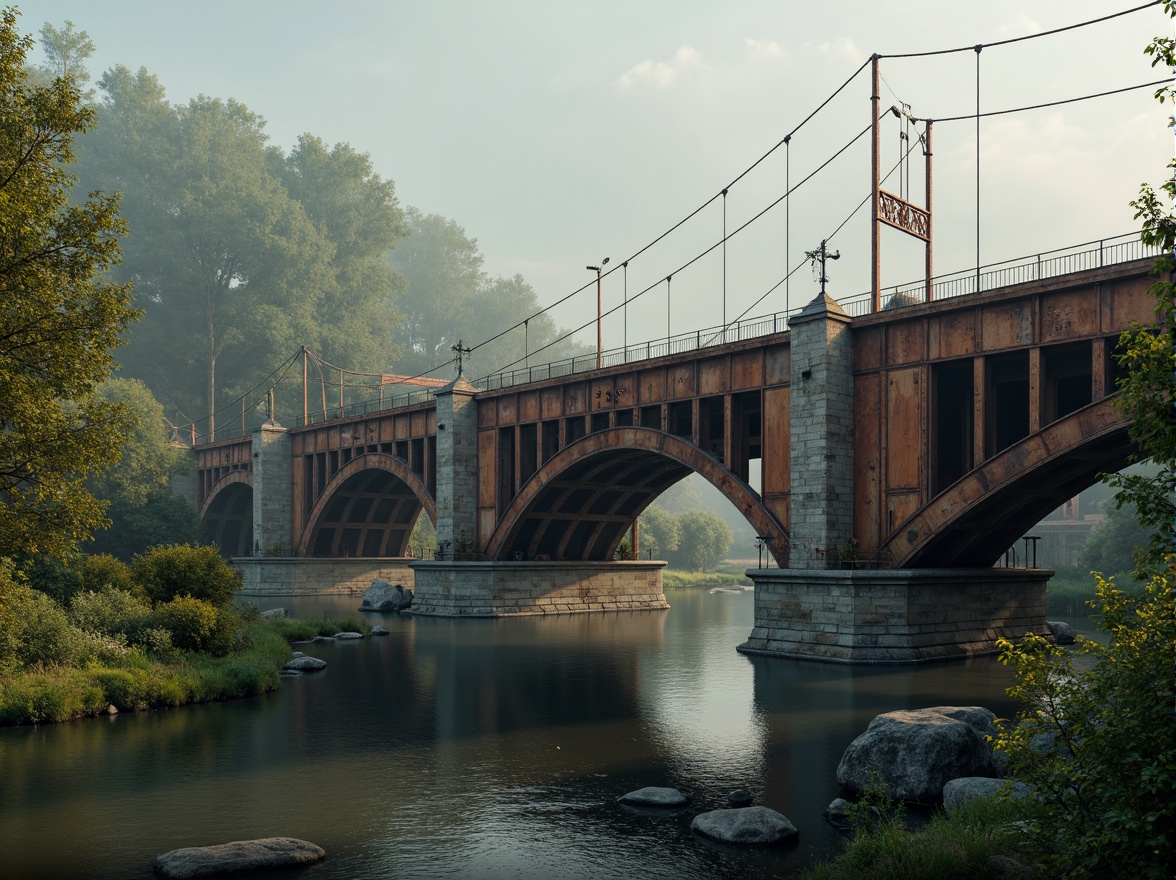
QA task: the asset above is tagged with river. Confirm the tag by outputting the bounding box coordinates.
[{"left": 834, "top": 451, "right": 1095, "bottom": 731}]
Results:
[{"left": 0, "top": 587, "right": 1020, "bottom": 879}]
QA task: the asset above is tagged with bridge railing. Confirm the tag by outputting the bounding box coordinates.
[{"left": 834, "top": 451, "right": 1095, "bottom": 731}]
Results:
[
  {"left": 838, "top": 231, "right": 1160, "bottom": 317},
  {"left": 476, "top": 231, "right": 1156, "bottom": 392}
]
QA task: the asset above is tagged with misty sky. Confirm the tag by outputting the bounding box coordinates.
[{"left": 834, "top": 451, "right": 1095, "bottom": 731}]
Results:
[{"left": 31, "top": 0, "right": 1171, "bottom": 377}]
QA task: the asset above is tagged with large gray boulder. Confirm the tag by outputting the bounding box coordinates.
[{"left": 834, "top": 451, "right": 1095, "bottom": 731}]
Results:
[
  {"left": 283, "top": 656, "right": 326, "bottom": 672},
  {"left": 691, "top": 806, "right": 798, "bottom": 845},
  {"left": 618, "top": 786, "right": 688, "bottom": 807},
  {"left": 836, "top": 706, "right": 999, "bottom": 803},
  {"left": 1047, "top": 620, "right": 1077, "bottom": 645},
  {"left": 153, "top": 837, "right": 325, "bottom": 877},
  {"left": 360, "top": 579, "right": 414, "bottom": 612},
  {"left": 942, "top": 777, "right": 1034, "bottom": 816}
]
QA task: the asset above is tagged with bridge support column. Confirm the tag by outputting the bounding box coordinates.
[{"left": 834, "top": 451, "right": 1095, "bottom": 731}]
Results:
[
  {"left": 788, "top": 291, "right": 854, "bottom": 568},
  {"left": 252, "top": 422, "right": 292, "bottom": 556},
  {"left": 737, "top": 567, "right": 1052, "bottom": 663},
  {"left": 434, "top": 376, "right": 479, "bottom": 553}
]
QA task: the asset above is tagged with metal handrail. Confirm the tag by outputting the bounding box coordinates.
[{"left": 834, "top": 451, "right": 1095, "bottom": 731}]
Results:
[{"left": 192, "top": 231, "right": 1155, "bottom": 444}]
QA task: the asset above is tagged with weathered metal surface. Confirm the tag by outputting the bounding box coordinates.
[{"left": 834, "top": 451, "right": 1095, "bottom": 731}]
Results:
[{"left": 877, "top": 190, "right": 931, "bottom": 241}]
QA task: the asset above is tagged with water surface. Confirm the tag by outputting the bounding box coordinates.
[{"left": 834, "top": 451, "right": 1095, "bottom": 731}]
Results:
[{"left": 0, "top": 588, "right": 1019, "bottom": 879}]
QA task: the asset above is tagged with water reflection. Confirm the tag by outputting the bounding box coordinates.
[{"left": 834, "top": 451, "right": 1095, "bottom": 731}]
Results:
[{"left": 0, "top": 589, "right": 1017, "bottom": 879}]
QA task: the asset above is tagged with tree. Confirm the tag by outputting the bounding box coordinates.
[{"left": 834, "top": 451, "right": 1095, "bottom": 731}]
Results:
[
  {"left": 637, "top": 505, "right": 680, "bottom": 560},
  {"left": 273, "top": 134, "right": 408, "bottom": 373},
  {"left": 73, "top": 68, "right": 407, "bottom": 436},
  {"left": 673, "top": 510, "right": 733, "bottom": 572},
  {"left": 1075, "top": 497, "right": 1153, "bottom": 580},
  {"left": 0, "top": 8, "right": 136, "bottom": 558},
  {"left": 84, "top": 378, "right": 198, "bottom": 561},
  {"left": 35, "top": 20, "right": 93, "bottom": 95}
]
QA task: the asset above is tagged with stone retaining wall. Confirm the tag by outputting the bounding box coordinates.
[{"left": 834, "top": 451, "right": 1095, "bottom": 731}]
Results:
[
  {"left": 409, "top": 560, "right": 668, "bottom": 617},
  {"left": 738, "top": 567, "right": 1052, "bottom": 663},
  {"left": 234, "top": 557, "right": 416, "bottom": 596}
]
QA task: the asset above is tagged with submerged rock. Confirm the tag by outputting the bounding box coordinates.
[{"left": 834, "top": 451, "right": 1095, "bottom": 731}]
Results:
[
  {"left": 836, "top": 706, "right": 999, "bottom": 802},
  {"left": 334, "top": 631, "right": 364, "bottom": 640},
  {"left": 360, "top": 579, "right": 414, "bottom": 612},
  {"left": 370, "top": 625, "right": 390, "bottom": 636},
  {"left": 153, "top": 837, "right": 325, "bottom": 877},
  {"left": 618, "top": 786, "right": 688, "bottom": 807},
  {"left": 283, "top": 656, "right": 326, "bottom": 672},
  {"left": 691, "top": 806, "right": 798, "bottom": 845}
]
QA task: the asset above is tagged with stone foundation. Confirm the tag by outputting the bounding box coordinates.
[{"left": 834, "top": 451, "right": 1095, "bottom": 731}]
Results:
[
  {"left": 408, "top": 560, "right": 668, "bottom": 617},
  {"left": 737, "top": 568, "right": 1052, "bottom": 664},
  {"left": 233, "top": 557, "right": 416, "bottom": 596}
]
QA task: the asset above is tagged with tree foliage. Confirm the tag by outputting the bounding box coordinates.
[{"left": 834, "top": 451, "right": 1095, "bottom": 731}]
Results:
[
  {"left": 34, "top": 19, "right": 92, "bottom": 93},
  {"left": 72, "top": 65, "right": 407, "bottom": 435},
  {"left": 673, "top": 510, "right": 733, "bottom": 572},
  {"left": 993, "top": 575, "right": 1176, "bottom": 879},
  {"left": 0, "top": 8, "right": 136, "bottom": 558}
]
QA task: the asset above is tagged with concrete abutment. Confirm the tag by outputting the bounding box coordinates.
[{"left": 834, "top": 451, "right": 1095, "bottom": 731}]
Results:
[
  {"left": 408, "top": 560, "right": 669, "bottom": 617},
  {"left": 737, "top": 567, "right": 1052, "bottom": 663}
]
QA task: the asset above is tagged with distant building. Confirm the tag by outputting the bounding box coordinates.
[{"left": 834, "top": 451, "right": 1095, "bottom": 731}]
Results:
[{"left": 1031, "top": 492, "right": 1105, "bottom": 569}]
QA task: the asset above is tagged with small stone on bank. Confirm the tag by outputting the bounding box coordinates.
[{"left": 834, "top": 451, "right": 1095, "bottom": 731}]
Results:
[
  {"left": 691, "top": 806, "right": 798, "bottom": 845},
  {"left": 283, "top": 656, "right": 326, "bottom": 672},
  {"left": 153, "top": 837, "right": 325, "bottom": 878},
  {"left": 618, "top": 786, "right": 689, "bottom": 807}
]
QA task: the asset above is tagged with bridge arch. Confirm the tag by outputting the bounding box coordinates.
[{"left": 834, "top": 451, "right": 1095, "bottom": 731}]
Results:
[
  {"left": 198, "top": 472, "right": 253, "bottom": 557},
  {"left": 297, "top": 453, "right": 436, "bottom": 558},
  {"left": 485, "top": 427, "right": 788, "bottom": 563},
  {"left": 888, "top": 396, "right": 1135, "bottom": 568}
]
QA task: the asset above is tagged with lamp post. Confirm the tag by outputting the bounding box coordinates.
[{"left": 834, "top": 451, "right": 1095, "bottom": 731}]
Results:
[{"left": 587, "top": 257, "right": 609, "bottom": 368}]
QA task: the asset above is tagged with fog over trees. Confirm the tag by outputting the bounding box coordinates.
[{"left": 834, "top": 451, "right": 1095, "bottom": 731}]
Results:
[{"left": 45, "top": 22, "right": 585, "bottom": 435}]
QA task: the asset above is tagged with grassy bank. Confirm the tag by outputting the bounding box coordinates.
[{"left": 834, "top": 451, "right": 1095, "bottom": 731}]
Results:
[
  {"left": 0, "top": 620, "right": 301, "bottom": 726},
  {"left": 662, "top": 569, "right": 751, "bottom": 588},
  {"left": 803, "top": 795, "right": 1036, "bottom": 880},
  {"left": 0, "top": 612, "right": 378, "bottom": 727}
]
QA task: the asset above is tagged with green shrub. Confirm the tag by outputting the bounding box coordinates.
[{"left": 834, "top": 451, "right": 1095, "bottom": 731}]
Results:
[
  {"left": 78, "top": 554, "right": 136, "bottom": 596},
  {"left": 18, "top": 552, "right": 82, "bottom": 605},
  {"left": 152, "top": 596, "right": 236, "bottom": 655},
  {"left": 2, "top": 582, "right": 89, "bottom": 668},
  {"left": 69, "top": 588, "right": 152, "bottom": 640},
  {"left": 133, "top": 544, "right": 242, "bottom": 608},
  {"left": 137, "top": 626, "right": 177, "bottom": 659},
  {"left": 0, "top": 668, "right": 106, "bottom": 725},
  {"left": 993, "top": 573, "right": 1176, "bottom": 879}
]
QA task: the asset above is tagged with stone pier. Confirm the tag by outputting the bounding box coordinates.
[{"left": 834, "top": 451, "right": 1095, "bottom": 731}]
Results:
[
  {"left": 409, "top": 560, "right": 668, "bottom": 617},
  {"left": 737, "top": 567, "right": 1052, "bottom": 663},
  {"left": 234, "top": 557, "right": 416, "bottom": 597}
]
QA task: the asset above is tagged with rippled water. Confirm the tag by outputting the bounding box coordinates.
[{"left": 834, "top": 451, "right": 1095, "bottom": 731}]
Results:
[{"left": 0, "top": 588, "right": 1019, "bottom": 879}]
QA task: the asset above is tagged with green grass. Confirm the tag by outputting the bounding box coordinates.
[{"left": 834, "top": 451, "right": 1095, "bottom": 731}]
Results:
[
  {"left": 263, "top": 615, "right": 371, "bottom": 642},
  {"left": 803, "top": 796, "right": 1038, "bottom": 880},
  {"left": 662, "top": 569, "right": 751, "bottom": 588},
  {"left": 0, "top": 616, "right": 359, "bottom": 726}
]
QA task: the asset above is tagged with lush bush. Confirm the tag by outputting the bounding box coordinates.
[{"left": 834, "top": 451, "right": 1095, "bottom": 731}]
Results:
[
  {"left": 133, "top": 544, "right": 242, "bottom": 607},
  {"left": 1, "top": 581, "right": 90, "bottom": 669},
  {"left": 152, "top": 595, "right": 236, "bottom": 655},
  {"left": 69, "top": 587, "right": 153, "bottom": 641},
  {"left": 18, "top": 552, "right": 82, "bottom": 605},
  {"left": 78, "top": 554, "right": 136, "bottom": 596},
  {"left": 88, "top": 494, "right": 199, "bottom": 562},
  {"left": 993, "top": 573, "right": 1176, "bottom": 879}
]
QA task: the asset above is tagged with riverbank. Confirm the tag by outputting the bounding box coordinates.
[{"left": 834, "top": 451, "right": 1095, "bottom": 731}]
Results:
[{"left": 0, "top": 614, "right": 370, "bottom": 726}]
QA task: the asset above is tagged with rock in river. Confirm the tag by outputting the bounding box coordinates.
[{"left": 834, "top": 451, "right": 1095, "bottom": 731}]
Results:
[
  {"left": 691, "top": 806, "right": 798, "bottom": 845},
  {"left": 283, "top": 656, "right": 326, "bottom": 672},
  {"left": 153, "top": 837, "right": 325, "bottom": 877},
  {"left": 334, "top": 631, "right": 364, "bottom": 640},
  {"left": 360, "top": 579, "right": 414, "bottom": 612},
  {"left": 836, "top": 706, "right": 999, "bottom": 803},
  {"left": 618, "top": 786, "right": 688, "bottom": 807}
]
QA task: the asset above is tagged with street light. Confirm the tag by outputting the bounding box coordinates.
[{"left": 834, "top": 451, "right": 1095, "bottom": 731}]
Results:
[{"left": 586, "top": 257, "right": 610, "bottom": 368}]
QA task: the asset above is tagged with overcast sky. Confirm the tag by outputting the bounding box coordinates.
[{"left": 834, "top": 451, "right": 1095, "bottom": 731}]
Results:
[{"left": 30, "top": 1, "right": 1171, "bottom": 375}]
